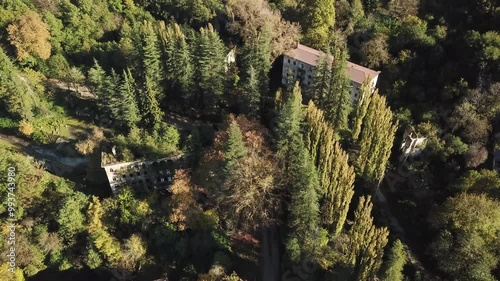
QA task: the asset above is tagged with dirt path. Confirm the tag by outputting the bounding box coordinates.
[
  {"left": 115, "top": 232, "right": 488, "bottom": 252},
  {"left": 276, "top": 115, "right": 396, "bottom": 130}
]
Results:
[
  {"left": 261, "top": 225, "right": 280, "bottom": 281},
  {"left": 0, "top": 133, "right": 30, "bottom": 148},
  {"left": 0, "top": 133, "right": 88, "bottom": 178}
]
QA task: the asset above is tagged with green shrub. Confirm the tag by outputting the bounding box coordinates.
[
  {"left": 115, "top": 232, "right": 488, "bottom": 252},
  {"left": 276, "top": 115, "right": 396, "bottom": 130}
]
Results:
[
  {"left": 0, "top": 117, "right": 18, "bottom": 133},
  {"left": 32, "top": 130, "right": 49, "bottom": 144}
]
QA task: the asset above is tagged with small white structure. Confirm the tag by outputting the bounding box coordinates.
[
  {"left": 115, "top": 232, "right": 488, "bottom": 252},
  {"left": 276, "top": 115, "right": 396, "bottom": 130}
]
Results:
[
  {"left": 282, "top": 43, "right": 380, "bottom": 105},
  {"left": 225, "top": 48, "right": 236, "bottom": 72},
  {"left": 400, "top": 126, "right": 427, "bottom": 159}
]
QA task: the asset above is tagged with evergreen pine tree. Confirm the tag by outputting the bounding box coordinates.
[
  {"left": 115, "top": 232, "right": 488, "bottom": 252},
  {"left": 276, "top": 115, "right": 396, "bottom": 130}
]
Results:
[
  {"left": 107, "top": 69, "right": 121, "bottom": 121},
  {"left": 140, "top": 20, "right": 164, "bottom": 100},
  {"left": 117, "top": 68, "right": 141, "bottom": 129},
  {"left": 193, "top": 24, "right": 226, "bottom": 112},
  {"left": 159, "top": 23, "right": 193, "bottom": 104},
  {"left": 240, "top": 65, "right": 260, "bottom": 117},
  {"left": 173, "top": 25, "right": 193, "bottom": 102},
  {"left": 139, "top": 76, "right": 164, "bottom": 127},
  {"left": 276, "top": 83, "right": 322, "bottom": 263},
  {"left": 223, "top": 120, "right": 247, "bottom": 175},
  {"left": 325, "top": 47, "right": 352, "bottom": 131},
  {"left": 381, "top": 240, "right": 407, "bottom": 281},
  {"left": 276, "top": 82, "right": 304, "bottom": 174},
  {"left": 309, "top": 54, "right": 331, "bottom": 104},
  {"left": 243, "top": 26, "right": 272, "bottom": 91},
  {"left": 137, "top": 21, "right": 164, "bottom": 127},
  {"left": 0, "top": 48, "right": 35, "bottom": 120},
  {"left": 89, "top": 61, "right": 110, "bottom": 119},
  {"left": 88, "top": 59, "right": 106, "bottom": 93},
  {"left": 95, "top": 66, "right": 120, "bottom": 124},
  {"left": 285, "top": 146, "right": 321, "bottom": 263}
]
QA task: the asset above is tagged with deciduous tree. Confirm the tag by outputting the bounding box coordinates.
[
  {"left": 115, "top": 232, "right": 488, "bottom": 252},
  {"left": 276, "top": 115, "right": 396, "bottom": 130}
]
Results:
[
  {"left": 304, "top": 102, "right": 355, "bottom": 236},
  {"left": 301, "top": 0, "right": 335, "bottom": 50},
  {"left": 356, "top": 90, "right": 398, "bottom": 185},
  {"left": 226, "top": 0, "right": 300, "bottom": 58},
  {"left": 57, "top": 192, "right": 89, "bottom": 240},
  {"left": 348, "top": 196, "right": 389, "bottom": 281},
  {"left": 7, "top": 11, "right": 51, "bottom": 60},
  {"left": 429, "top": 193, "right": 500, "bottom": 281}
]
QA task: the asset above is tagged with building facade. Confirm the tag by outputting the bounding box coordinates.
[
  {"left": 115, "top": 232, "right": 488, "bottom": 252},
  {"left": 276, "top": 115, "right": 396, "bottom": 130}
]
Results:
[
  {"left": 282, "top": 44, "right": 381, "bottom": 105},
  {"left": 102, "top": 154, "right": 188, "bottom": 194}
]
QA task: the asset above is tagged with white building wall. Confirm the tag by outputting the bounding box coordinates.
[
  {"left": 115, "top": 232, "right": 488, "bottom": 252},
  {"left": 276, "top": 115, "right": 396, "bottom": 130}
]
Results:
[{"left": 282, "top": 55, "right": 377, "bottom": 106}]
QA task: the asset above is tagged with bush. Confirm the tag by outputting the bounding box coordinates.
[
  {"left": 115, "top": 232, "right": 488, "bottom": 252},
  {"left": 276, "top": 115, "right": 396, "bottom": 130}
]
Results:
[
  {"left": 0, "top": 117, "right": 18, "bottom": 133},
  {"left": 18, "top": 120, "right": 34, "bottom": 136},
  {"left": 32, "top": 130, "right": 49, "bottom": 144}
]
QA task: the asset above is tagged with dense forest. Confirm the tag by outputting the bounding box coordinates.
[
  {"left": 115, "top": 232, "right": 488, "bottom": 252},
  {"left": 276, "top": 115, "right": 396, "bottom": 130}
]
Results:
[{"left": 0, "top": 0, "right": 499, "bottom": 281}]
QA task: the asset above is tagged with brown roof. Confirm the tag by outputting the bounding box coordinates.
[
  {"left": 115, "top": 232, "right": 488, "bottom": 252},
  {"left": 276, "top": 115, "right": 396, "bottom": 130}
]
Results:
[{"left": 285, "top": 43, "right": 381, "bottom": 84}]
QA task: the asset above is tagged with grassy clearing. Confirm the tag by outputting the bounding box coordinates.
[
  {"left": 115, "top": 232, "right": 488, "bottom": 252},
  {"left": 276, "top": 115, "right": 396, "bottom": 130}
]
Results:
[{"left": 31, "top": 102, "right": 96, "bottom": 143}]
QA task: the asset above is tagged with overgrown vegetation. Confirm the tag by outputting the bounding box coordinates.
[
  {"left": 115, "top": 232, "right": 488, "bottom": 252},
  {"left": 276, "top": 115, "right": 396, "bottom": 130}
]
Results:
[{"left": 0, "top": 0, "right": 499, "bottom": 280}]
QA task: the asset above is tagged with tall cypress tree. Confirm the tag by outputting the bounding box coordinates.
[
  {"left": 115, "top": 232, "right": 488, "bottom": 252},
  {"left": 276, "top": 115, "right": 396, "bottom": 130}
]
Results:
[
  {"left": 348, "top": 196, "right": 389, "bottom": 281},
  {"left": 356, "top": 91, "right": 398, "bottom": 185},
  {"left": 305, "top": 101, "right": 355, "bottom": 236},
  {"left": 304, "top": 101, "right": 327, "bottom": 164},
  {"left": 351, "top": 79, "right": 373, "bottom": 141},
  {"left": 320, "top": 139, "right": 355, "bottom": 236}
]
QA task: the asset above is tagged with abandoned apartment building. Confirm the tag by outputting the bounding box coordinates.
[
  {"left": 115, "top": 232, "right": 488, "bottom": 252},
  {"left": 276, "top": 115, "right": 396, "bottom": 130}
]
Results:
[{"left": 101, "top": 151, "right": 189, "bottom": 194}]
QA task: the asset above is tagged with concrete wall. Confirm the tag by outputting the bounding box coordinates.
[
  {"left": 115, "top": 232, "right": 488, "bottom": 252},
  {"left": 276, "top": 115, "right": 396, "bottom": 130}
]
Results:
[{"left": 102, "top": 154, "right": 188, "bottom": 194}]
